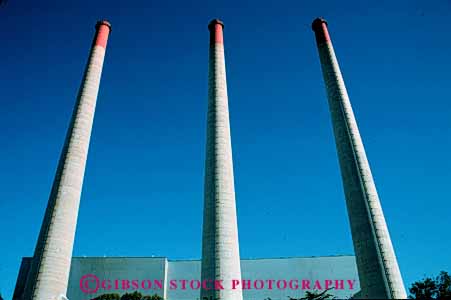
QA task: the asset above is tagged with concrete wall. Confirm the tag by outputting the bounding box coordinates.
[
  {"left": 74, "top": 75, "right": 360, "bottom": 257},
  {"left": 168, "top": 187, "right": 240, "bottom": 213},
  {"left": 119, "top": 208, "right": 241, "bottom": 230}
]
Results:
[
  {"left": 67, "top": 257, "right": 167, "bottom": 300},
  {"left": 15, "top": 256, "right": 359, "bottom": 300}
]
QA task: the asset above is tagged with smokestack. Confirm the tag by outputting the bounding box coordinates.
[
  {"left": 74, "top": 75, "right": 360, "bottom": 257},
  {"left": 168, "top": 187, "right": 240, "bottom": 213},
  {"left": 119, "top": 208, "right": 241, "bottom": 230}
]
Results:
[
  {"left": 312, "top": 18, "right": 406, "bottom": 299},
  {"left": 200, "top": 19, "right": 243, "bottom": 300},
  {"left": 22, "top": 20, "right": 111, "bottom": 300}
]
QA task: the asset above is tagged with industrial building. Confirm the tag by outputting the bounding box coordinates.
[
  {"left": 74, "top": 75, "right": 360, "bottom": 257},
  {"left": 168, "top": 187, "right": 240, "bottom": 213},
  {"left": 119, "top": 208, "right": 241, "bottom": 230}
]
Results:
[
  {"left": 14, "top": 256, "right": 360, "bottom": 300},
  {"left": 13, "top": 17, "right": 406, "bottom": 300}
]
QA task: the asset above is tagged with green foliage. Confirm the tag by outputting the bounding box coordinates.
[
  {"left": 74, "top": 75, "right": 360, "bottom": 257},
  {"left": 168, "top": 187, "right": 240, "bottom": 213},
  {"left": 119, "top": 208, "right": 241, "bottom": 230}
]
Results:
[
  {"left": 265, "top": 288, "right": 336, "bottom": 300},
  {"left": 409, "top": 271, "right": 451, "bottom": 299},
  {"left": 91, "top": 292, "right": 162, "bottom": 300},
  {"left": 141, "top": 295, "right": 164, "bottom": 300},
  {"left": 91, "top": 293, "right": 120, "bottom": 300},
  {"left": 296, "top": 288, "right": 336, "bottom": 300},
  {"left": 120, "top": 291, "right": 142, "bottom": 300},
  {"left": 437, "top": 271, "right": 451, "bottom": 299}
]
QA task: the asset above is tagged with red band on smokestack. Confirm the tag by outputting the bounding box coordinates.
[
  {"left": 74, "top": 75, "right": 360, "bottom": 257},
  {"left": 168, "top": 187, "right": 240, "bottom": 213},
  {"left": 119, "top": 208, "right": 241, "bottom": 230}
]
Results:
[
  {"left": 208, "top": 19, "right": 224, "bottom": 45},
  {"left": 312, "top": 18, "right": 330, "bottom": 44},
  {"left": 94, "top": 20, "right": 112, "bottom": 48}
]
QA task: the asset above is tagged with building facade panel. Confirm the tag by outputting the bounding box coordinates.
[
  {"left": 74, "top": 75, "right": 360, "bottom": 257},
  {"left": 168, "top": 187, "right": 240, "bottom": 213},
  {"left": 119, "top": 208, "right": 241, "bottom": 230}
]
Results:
[{"left": 14, "top": 256, "right": 359, "bottom": 300}]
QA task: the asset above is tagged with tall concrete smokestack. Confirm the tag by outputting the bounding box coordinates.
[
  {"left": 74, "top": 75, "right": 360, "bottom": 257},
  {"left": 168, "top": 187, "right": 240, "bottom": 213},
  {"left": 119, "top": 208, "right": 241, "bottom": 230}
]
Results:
[
  {"left": 22, "top": 20, "right": 111, "bottom": 300},
  {"left": 200, "top": 19, "right": 243, "bottom": 300},
  {"left": 312, "top": 18, "right": 406, "bottom": 299}
]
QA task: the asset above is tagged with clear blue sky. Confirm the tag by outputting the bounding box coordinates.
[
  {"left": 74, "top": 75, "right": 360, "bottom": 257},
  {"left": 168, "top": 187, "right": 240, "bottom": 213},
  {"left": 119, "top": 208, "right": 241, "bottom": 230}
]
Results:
[{"left": 1, "top": 0, "right": 450, "bottom": 298}]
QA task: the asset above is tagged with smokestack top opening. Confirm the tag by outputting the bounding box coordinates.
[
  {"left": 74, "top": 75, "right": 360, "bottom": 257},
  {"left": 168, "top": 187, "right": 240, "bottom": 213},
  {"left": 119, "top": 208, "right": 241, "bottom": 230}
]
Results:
[
  {"left": 96, "top": 20, "right": 112, "bottom": 32},
  {"left": 312, "top": 17, "right": 328, "bottom": 32},
  {"left": 94, "top": 20, "right": 112, "bottom": 48},
  {"left": 208, "top": 19, "right": 224, "bottom": 31}
]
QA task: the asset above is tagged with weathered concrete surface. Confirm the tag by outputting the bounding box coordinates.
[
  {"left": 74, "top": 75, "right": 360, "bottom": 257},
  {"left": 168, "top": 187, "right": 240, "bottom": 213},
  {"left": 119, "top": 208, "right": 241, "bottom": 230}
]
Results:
[
  {"left": 21, "top": 21, "right": 111, "bottom": 300},
  {"left": 200, "top": 19, "right": 244, "bottom": 300},
  {"left": 312, "top": 18, "right": 406, "bottom": 299}
]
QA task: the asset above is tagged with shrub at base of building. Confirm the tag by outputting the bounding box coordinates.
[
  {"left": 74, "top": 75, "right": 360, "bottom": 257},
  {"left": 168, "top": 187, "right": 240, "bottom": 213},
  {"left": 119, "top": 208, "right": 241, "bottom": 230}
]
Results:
[{"left": 91, "top": 291, "right": 163, "bottom": 300}]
